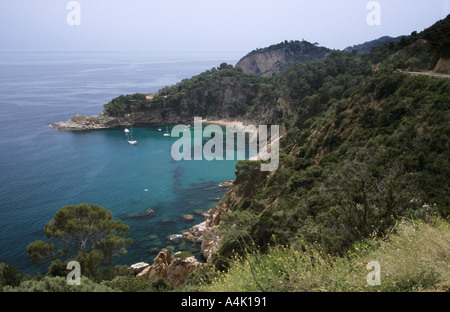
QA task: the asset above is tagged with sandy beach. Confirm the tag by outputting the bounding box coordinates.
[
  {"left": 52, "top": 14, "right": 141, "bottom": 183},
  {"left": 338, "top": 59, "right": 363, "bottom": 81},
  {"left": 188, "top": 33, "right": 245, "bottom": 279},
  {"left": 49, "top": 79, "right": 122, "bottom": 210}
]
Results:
[{"left": 201, "top": 118, "right": 245, "bottom": 127}]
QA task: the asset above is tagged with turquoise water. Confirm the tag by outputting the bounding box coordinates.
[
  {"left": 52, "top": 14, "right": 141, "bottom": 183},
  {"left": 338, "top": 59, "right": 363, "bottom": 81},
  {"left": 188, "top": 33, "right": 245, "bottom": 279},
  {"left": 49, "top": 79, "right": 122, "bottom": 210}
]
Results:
[{"left": 0, "top": 51, "right": 244, "bottom": 274}]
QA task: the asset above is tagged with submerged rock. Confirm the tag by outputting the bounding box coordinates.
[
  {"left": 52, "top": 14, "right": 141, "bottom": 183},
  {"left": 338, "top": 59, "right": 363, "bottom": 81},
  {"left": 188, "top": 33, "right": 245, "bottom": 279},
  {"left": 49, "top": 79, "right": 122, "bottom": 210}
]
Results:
[
  {"left": 181, "top": 231, "right": 195, "bottom": 242},
  {"left": 120, "top": 209, "right": 155, "bottom": 220},
  {"left": 169, "top": 234, "right": 185, "bottom": 243},
  {"left": 183, "top": 214, "right": 194, "bottom": 221}
]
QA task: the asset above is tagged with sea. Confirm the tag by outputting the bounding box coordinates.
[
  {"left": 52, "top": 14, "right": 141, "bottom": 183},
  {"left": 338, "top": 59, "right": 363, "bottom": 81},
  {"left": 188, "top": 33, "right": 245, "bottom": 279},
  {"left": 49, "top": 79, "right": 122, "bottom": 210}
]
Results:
[{"left": 0, "top": 50, "right": 245, "bottom": 274}]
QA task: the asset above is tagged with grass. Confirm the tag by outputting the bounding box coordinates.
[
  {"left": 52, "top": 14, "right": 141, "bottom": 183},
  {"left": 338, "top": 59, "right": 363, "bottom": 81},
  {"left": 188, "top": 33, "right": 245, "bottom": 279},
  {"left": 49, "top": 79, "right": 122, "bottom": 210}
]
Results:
[{"left": 195, "top": 217, "right": 449, "bottom": 292}]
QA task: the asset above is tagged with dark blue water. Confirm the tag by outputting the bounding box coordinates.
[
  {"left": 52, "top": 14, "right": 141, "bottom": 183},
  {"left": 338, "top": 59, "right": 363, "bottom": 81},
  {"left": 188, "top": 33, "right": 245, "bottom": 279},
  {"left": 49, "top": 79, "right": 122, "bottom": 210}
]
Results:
[{"left": 0, "top": 50, "right": 244, "bottom": 274}]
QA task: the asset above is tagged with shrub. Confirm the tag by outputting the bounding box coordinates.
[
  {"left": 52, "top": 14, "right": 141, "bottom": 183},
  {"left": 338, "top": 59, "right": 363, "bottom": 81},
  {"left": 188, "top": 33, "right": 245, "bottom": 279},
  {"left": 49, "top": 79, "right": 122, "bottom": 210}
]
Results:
[{"left": 197, "top": 218, "right": 449, "bottom": 292}]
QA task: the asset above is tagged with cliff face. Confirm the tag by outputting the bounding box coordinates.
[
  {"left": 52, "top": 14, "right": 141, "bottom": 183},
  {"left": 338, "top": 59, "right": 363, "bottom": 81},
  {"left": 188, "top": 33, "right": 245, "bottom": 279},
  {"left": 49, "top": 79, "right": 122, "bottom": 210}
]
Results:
[
  {"left": 235, "top": 48, "right": 287, "bottom": 77},
  {"left": 236, "top": 40, "right": 331, "bottom": 77}
]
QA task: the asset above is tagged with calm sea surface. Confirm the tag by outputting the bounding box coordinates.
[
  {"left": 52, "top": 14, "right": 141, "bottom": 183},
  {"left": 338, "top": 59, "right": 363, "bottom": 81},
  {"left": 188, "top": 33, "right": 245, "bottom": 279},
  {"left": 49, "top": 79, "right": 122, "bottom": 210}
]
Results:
[{"left": 0, "top": 50, "right": 244, "bottom": 274}]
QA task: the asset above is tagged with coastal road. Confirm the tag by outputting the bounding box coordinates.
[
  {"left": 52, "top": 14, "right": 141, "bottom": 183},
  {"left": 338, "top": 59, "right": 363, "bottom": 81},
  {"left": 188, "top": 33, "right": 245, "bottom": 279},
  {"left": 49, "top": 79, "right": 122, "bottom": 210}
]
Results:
[{"left": 397, "top": 69, "right": 450, "bottom": 79}]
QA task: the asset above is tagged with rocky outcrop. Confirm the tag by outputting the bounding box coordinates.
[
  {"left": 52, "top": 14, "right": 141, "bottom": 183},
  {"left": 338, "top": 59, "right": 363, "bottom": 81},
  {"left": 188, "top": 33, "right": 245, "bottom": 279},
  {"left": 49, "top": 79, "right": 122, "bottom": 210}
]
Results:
[
  {"left": 190, "top": 203, "right": 226, "bottom": 262},
  {"left": 189, "top": 181, "right": 242, "bottom": 262},
  {"left": 50, "top": 109, "right": 190, "bottom": 131},
  {"left": 236, "top": 40, "right": 331, "bottom": 77},
  {"left": 138, "top": 249, "right": 172, "bottom": 280},
  {"left": 137, "top": 249, "right": 200, "bottom": 286},
  {"left": 129, "top": 262, "right": 150, "bottom": 275},
  {"left": 133, "top": 184, "right": 238, "bottom": 285},
  {"left": 51, "top": 113, "right": 132, "bottom": 131},
  {"left": 236, "top": 48, "right": 287, "bottom": 77},
  {"left": 165, "top": 254, "right": 200, "bottom": 286},
  {"left": 434, "top": 57, "right": 450, "bottom": 74}
]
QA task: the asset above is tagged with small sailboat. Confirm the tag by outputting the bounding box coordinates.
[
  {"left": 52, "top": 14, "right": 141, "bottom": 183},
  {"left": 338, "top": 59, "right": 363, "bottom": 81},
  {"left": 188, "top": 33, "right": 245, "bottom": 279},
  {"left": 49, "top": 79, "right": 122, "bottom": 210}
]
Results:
[
  {"left": 124, "top": 128, "right": 130, "bottom": 134},
  {"left": 163, "top": 125, "right": 170, "bottom": 137},
  {"left": 127, "top": 127, "right": 137, "bottom": 145}
]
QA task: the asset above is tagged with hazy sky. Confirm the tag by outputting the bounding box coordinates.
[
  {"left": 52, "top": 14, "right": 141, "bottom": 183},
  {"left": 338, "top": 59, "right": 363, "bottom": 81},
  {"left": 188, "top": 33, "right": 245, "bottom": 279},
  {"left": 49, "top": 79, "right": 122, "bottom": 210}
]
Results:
[{"left": 0, "top": 0, "right": 448, "bottom": 52}]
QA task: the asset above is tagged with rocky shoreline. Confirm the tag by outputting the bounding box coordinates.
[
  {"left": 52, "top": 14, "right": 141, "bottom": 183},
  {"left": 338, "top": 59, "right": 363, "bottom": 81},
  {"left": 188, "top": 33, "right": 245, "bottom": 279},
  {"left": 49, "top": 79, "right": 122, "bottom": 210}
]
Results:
[
  {"left": 131, "top": 249, "right": 200, "bottom": 287},
  {"left": 50, "top": 113, "right": 132, "bottom": 131},
  {"left": 129, "top": 179, "right": 236, "bottom": 286},
  {"left": 50, "top": 112, "right": 251, "bottom": 131}
]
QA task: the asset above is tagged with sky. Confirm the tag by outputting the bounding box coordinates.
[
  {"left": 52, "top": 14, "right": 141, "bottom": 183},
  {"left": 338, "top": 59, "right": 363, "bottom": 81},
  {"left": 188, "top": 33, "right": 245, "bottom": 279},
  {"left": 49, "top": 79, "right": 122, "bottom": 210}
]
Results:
[{"left": 0, "top": 0, "right": 448, "bottom": 52}]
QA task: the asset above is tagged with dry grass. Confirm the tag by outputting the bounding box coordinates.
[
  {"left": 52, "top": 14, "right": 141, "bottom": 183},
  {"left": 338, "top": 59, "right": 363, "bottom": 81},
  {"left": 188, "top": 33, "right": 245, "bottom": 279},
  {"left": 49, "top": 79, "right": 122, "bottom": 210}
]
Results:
[{"left": 197, "top": 217, "right": 449, "bottom": 292}]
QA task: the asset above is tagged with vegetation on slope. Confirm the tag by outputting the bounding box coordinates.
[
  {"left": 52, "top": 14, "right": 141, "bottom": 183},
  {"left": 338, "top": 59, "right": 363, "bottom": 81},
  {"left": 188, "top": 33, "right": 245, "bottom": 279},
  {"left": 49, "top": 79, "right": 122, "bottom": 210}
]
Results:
[
  {"left": 242, "top": 40, "right": 330, "bottom": 60},
  {"left": 204, "top": 15, "right": 450, "bottom": 270},
  {"left": 344, "top": 35, "right": 404, "bottom": 53},
  {"left": 194, "top": 217, "right": 449, "bottom": 292},
  {"left": 2, "top": 217, "right": 447, "bottom": 292},
  {"left": 101, "top": 15, "right": 449, "bottom": 123},
  {"left": 1, "top": 15, "right": 449, "bottom": 293},
  {"left": 102, "top": 63, "right": 269, "bottom": 122},
  {"left": 211, "top": 58, "right": 449, "bottom": 266},
  {"left": 26, "top": 204, "right": 133, "bottom": 280},
  {"left": 369, "top": 14, "right": 450, "bottom": 68}
]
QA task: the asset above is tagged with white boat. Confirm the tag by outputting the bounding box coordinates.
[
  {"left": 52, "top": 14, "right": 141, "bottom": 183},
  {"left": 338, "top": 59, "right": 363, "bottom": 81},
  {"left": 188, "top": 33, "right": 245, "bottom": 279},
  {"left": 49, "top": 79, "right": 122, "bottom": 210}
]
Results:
[
  {"left": 127, "top": 127, "right": 137, "bottom": 145},
  {"left": 163, "top": 125, "right": 170, "bottom": 137},
  {"left": 124, "top": 128, "right": 130, "bottom": 133}
]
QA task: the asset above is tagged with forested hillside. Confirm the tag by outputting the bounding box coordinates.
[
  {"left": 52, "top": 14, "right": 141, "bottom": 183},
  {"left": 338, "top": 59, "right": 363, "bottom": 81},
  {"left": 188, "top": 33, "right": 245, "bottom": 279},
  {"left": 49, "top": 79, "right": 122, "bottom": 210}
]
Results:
[{"left": 204, "top": 15, "right": 450, "bottom": 267}]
